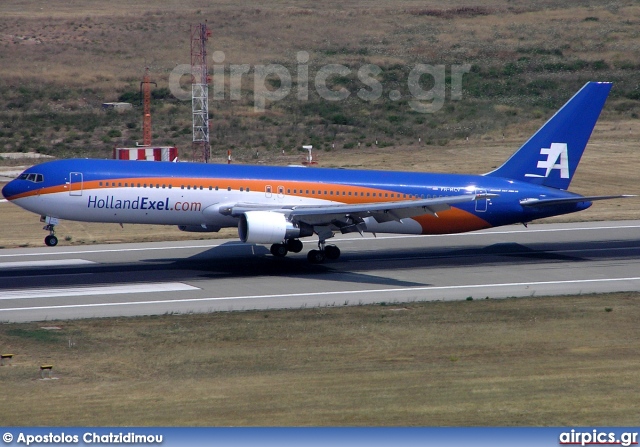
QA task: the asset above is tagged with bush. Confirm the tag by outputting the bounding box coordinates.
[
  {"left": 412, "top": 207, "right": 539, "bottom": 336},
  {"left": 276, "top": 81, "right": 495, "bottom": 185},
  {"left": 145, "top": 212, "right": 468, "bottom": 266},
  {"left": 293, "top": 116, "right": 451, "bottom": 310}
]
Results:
[
  {"left": 118, "top": 91, "right": 141, "bottom": 103},
  {"left": 152, "top": 87, "right": 172, "bottom": 100},
  {"left": 591, "top": 60, "right": 609, "bottom": 70},
  {"left": 331, "top": 113, "right": 351, "bottom": 125}
]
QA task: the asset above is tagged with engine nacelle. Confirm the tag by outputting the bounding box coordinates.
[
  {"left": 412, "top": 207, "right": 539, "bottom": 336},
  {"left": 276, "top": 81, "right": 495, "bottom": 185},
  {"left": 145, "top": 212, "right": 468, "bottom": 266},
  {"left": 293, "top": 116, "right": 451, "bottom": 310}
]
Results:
[
  {"left": 178, "top": 224, "right": 221, "bottom": 233},
  {"left": 238, "top": 211, "right": 312, "bottom": 244}
]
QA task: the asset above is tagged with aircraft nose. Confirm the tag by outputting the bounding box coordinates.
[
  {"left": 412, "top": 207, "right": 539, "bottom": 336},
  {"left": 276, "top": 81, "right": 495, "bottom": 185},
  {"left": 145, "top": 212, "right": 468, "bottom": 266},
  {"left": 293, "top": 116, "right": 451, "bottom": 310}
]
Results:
[{"left": 2, "top": 180, "right": 21, "bottom": 200}]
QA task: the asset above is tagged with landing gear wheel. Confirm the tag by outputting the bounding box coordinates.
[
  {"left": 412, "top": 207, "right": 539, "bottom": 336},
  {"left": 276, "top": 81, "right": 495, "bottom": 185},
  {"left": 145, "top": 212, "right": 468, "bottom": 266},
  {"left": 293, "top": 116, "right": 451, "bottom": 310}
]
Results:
[
  {"left": 307, "top": 249, "right": 325, "bottom": 264},
  {"left": 286, "top": 239, "right": 304, "bottom": 253},
  {"left": 270, "top": 243, "right": 288, "bottom": 257},
  {"left": 44, "top": 235, "right": 58, "bottom": 247},
  {"left": 324, "top": 244, "right": 341, "bottom": 260}
]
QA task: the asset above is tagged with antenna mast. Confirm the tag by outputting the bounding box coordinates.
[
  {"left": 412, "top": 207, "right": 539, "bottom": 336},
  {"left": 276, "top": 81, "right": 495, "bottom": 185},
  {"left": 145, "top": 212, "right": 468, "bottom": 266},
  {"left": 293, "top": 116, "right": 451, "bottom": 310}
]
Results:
[
  {"left": 191, "top": 22, "right": 212, "bottom": 162},
  {"left": 141, "top": 67, "right": 156, "bottom": 147}
]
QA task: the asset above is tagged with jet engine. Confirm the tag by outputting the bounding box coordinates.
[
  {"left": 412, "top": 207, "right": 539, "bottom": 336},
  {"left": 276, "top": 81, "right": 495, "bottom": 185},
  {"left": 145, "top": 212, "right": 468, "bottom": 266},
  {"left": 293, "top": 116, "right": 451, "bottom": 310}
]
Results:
[{"left": 238, "top": 211, "right": 312, "bottom": 244}]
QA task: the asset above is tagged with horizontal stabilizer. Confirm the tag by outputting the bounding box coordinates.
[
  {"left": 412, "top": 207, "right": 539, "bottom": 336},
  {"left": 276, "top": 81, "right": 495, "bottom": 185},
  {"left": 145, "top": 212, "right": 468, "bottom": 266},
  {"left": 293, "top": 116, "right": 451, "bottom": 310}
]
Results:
[{"left": 519, "top": 195, "right": 636, "bottom": 208}]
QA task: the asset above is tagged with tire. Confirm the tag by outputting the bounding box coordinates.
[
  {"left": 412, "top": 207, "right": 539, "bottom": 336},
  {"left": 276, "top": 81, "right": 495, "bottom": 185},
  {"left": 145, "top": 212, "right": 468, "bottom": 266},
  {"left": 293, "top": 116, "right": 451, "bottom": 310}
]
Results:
[
  {"left": 307, "top": 249, "right": 325, "bottom": 264},
  {"left": 270, "top": 243, "right": 288, "bottom": 257},
  {"left": 45, "top": 235, "right": 58, "bottom": 247},
  {"left": 324, "top": 245, "right": 341, "bottom": 260},
  {"left": 287, "top": 239, "right": 304, "bottom": 253}
]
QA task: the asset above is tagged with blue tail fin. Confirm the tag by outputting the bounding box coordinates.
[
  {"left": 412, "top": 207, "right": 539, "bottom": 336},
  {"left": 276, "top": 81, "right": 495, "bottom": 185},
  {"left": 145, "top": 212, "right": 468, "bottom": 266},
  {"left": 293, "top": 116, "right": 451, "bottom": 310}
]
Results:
[{"left": 486, "top": 81, "right": 612, "bottom": 190}]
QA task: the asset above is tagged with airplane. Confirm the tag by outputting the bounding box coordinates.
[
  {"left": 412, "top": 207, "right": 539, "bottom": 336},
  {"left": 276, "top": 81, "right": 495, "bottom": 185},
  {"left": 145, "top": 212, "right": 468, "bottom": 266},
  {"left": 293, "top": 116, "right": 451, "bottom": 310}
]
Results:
[{"left": 1, "top": 81, "right": 634, "bottom": 263}]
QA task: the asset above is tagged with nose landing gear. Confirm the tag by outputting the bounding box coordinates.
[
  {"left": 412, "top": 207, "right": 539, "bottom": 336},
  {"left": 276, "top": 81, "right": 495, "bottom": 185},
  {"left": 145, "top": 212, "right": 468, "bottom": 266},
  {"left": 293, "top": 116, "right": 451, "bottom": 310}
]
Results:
[
  {"left": 41, "top": 216, "right": 59, "bottom": 247},
  {"left": 44, "top": 225, "right": 58, "bottom": 247}
]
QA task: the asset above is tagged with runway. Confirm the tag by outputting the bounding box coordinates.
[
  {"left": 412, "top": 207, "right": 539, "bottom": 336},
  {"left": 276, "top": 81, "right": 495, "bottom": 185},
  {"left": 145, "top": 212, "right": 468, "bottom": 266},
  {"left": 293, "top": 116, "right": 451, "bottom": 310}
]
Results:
[{"left": 1, "top": 220, "right": 639, "bottom": 323}]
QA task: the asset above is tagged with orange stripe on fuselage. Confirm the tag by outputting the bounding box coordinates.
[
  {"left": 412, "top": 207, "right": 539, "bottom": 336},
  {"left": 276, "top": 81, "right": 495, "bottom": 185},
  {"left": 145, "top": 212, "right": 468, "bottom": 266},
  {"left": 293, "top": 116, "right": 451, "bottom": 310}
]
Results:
[
  {"left": 414, "top": 208, "right": 491, "bottom": 234},
  {"left": 10, "top": 177, "right": 426, "bottom": 204}
]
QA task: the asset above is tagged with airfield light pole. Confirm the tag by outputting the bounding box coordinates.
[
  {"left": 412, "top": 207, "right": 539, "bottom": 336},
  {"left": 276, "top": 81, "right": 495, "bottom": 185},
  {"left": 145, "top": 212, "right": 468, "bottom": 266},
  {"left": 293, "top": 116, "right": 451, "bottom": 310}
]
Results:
[{"left": 191, "top": 22, "right": 212, "bottom": 163}]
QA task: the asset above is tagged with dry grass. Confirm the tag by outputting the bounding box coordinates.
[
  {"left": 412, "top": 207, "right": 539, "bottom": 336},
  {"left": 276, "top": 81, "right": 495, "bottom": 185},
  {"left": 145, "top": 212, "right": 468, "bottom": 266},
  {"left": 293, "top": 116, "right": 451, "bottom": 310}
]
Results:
[
  {"left": 1, "top": 293, "right": 639, "bottom": 426},
  {"left": 2, "top": 0, "right": 640, "bottom": 156}
]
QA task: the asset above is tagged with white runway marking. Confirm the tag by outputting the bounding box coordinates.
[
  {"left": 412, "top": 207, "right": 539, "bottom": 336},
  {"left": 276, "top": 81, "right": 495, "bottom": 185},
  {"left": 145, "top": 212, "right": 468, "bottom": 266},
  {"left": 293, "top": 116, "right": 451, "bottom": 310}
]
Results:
[
  {"left": 0, "top": 259, "right": 95, "bottom": 269},
  {"left": 0, "top": 282, "right": 199, "bottom": 300},
  {"left": 2, "top": 277, "right": 639, "bottom": 313}
]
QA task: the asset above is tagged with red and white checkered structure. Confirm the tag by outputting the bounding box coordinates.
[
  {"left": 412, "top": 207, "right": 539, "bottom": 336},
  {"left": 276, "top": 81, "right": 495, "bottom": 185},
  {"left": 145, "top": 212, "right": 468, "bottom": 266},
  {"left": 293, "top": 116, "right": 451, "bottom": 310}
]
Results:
[{"left": 114, "top": 147, "right": 178, "bottom": 162}]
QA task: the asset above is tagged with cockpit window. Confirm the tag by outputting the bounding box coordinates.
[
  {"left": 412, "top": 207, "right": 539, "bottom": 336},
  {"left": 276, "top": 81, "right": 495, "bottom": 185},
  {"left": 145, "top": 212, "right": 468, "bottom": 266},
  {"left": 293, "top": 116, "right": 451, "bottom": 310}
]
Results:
[{"left": 17, "top": 173, "right": 44, "bottom": 183}]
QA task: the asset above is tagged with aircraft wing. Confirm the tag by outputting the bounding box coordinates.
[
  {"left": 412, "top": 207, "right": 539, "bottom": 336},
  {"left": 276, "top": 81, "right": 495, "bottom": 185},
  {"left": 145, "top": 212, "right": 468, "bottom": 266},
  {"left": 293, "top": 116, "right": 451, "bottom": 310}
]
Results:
[
  {"left": 519, "top": 195, "right": 636, "bottom": 208},
  {"left": 225, "top": 193, "right": 487, "bottom": 226}
]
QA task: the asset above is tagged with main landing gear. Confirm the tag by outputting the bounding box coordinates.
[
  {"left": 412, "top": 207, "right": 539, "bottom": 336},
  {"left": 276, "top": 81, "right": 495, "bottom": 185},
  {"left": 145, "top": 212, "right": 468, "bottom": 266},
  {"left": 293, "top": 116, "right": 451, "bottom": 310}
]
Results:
[
  {"left": 269, "top": 239, "right": 341, "bottom": 264},
  {"left": 270, "top": 238, "right": 304, "bottom": 257},
  {"left": 307, "top": 241, "right": 340, "bottom": 264}
]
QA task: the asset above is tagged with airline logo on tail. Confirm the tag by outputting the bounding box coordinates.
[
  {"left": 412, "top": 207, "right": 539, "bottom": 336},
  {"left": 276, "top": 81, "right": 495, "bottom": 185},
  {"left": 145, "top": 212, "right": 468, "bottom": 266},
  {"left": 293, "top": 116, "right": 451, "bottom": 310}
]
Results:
[{"left": 525, "top": 143, "right": 569, "bottom": 179}]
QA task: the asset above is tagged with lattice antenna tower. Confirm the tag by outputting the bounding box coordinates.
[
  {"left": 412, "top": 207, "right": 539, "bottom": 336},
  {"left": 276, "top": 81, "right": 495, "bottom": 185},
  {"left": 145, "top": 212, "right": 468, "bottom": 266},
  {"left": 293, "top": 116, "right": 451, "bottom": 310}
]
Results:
[{"left": 191, "top": 22, "right": 212, "bottom": 162}]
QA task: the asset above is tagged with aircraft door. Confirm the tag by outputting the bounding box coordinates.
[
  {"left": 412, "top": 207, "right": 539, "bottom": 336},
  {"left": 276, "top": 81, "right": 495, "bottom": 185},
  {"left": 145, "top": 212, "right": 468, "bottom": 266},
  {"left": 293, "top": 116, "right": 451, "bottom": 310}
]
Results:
[
  {"left": 69, "top": 172, "right": 83, "bottom": 196},
  {"left": 475, "top": 188, "right": 487, "bottom": 212}
]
